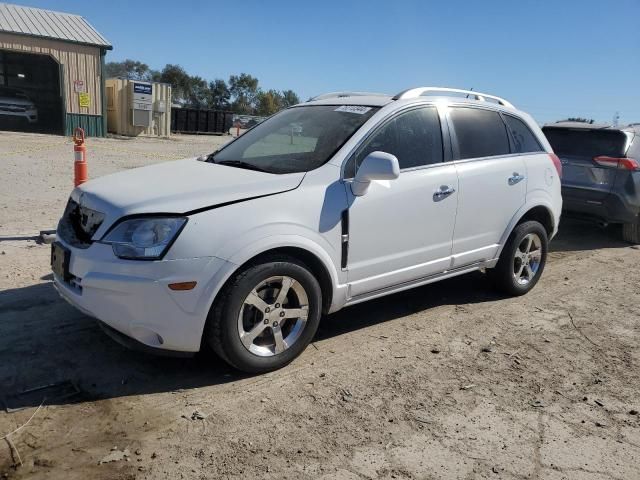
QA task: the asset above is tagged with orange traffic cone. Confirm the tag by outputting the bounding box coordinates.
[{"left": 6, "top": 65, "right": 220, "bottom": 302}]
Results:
[{"left": 73, "top": 127, "right": 88, "bottom": 187}]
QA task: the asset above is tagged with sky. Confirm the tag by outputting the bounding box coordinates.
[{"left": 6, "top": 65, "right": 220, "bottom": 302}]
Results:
[{"left": 17, "top": 0, "right": 640, "bottom": 124}]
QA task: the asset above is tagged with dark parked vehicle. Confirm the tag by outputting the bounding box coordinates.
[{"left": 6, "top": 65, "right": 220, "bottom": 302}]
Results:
[{"left": 543, "top": 122, "right": 640, "bottom": 243}]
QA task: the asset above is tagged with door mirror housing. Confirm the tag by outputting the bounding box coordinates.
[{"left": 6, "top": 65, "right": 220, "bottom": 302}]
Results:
[{"left": 351, "top": 151, "right": 400, "bottom": 196}]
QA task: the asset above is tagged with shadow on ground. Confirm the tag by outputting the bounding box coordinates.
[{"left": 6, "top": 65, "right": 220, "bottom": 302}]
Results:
[
  {"left": 0, "top": 272, "right": 502, "bottom": 410},
  {"left": 550, "top": 217, "right": 629, "bottom": 253},
  {"left": 0, "top": 216, "right": 630, "bottom": 410}
]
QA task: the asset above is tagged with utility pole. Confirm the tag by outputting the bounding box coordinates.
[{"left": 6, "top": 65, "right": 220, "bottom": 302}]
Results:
[{"left": 613, "top": 111, "right": 620, "bottom": 127}]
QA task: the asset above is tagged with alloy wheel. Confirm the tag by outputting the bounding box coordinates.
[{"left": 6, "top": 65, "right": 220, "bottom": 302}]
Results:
[
  {"left": 237, "top": 276, "right": 309, "bottom": 357},
  {"left": 513, "top": 233, "right": 542, "bottom": 285}
]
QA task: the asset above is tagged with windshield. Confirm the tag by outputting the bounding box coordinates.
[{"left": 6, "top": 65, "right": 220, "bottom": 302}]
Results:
[{"left": 210, "top": 105, "right": 379, "bottom": 174}]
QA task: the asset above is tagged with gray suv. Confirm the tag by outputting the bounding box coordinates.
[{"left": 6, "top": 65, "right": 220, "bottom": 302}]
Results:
[{"left": 542, "top": 122, "right": 640, "bottom": 243}]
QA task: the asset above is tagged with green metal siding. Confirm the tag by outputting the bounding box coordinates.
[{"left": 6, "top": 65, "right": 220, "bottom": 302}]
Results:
[{"left": 65, "top": 113, "right": 105, "bottom": 137}]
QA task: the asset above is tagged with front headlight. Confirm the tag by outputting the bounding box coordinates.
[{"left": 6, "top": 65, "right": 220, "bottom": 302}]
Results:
[{"left": 102, "top": 217, "right": 187, "bottom": 260}]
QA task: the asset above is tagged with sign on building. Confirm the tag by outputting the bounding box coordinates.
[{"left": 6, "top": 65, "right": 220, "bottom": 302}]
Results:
[
  {"left": 73, "top": 80, "right": 86, "bottom": 93},
  {"left": 78, "top": 92, "right": 90, "bottom": 108},
  {"left": 133, "top": 83, "right": 152, "bottom": 95}
]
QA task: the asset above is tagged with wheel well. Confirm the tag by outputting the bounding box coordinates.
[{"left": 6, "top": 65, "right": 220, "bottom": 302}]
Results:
[
  {"left": 239, "top": 247, "right": 334, "bottom": 314},
  {"left": 517, "top": 206, "right": 554, "bottom": 236}
]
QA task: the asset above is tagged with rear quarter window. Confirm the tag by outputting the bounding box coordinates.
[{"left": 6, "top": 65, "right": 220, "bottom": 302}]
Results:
[
  {"left": 503, "top": 115, "right": 543, "bottom": 153},
  {"left": 450, "top": 107, "right": 510, "bottom": 160}
]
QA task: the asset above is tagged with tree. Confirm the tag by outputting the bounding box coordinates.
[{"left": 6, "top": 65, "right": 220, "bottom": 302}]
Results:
[
  {"left": 209, "top": 79, "right": 231, "bottom": 109},
  {"left": 281, "top": 89, "right": 300, "bottom": 107},
  {"left": 104, "top": 59, "right": 301, "bottom": 113},
  {"left": 156, "top": 64, "right": 193, "bottom": 105},
  {"left": 104, "top": 59, "right": 152, "bottom": 80},
  {"left": 564, "top": 117, "right": 595, "bottom": 124},
  {"left": 187, "top": 75, "right": 210, "bottom": 108},
  {"left": 229, "top": 73, "right": 259, "bottom": 114},
  {"left": 255, "top": 89, "right": 283, "bottom": 116}
]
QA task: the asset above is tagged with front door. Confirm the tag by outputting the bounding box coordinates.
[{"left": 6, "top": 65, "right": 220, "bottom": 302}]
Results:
[{"left": 344, "top": 106, "right": 458, "bottom": 297}]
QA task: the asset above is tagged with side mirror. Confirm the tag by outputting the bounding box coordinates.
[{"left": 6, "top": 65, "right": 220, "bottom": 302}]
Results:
[{"left": 351, "top": 151, "right": 400, "bottom": 196}]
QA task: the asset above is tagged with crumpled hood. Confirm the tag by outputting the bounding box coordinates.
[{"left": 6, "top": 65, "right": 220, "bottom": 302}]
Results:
[{"left": 72, "top": 158, "right": 305, "bottom": 230}]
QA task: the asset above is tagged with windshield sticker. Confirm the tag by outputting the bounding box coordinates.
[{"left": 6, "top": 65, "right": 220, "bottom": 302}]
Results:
[{"left": 334, "top": 105, "right": 372, "bottom": 115}]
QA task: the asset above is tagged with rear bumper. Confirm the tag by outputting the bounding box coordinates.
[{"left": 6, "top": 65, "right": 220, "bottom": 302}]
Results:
[{"left": 562, "top": 186, "right": 640, "bottom": 224}]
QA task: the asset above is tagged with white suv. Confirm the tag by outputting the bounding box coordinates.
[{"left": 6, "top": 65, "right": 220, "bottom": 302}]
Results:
[{"left": 52, "top": 87, "right": 562, "bottom": 373}]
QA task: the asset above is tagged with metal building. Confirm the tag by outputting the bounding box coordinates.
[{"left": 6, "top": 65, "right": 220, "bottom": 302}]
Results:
[
  {"left": 106, "top": 78, "right": 172, "bottom": 137},
  {"left": 0, "top": 3, "right": 111, "bottom": 136}
]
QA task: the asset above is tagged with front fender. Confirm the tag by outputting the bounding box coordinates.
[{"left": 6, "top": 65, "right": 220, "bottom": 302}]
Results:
[
  {"left": 193, "top": 230, "right": 346, "bottom": 335},
  {"left": 225, "top": 232, "right": 342, "bottom": 288}
]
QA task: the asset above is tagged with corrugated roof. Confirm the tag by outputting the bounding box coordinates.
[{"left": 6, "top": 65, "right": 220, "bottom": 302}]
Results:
[{"left": 0, "top": 3, "right": 112, "bottom": 49}]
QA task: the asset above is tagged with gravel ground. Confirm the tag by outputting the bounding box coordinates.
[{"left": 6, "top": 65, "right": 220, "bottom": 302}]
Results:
[{"left": 1, "top": 132, "right": 639, "bottom": 480}]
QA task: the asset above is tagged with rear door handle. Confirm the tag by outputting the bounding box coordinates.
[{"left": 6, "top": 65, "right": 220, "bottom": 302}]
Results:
[
  {"left": 508, "top": 173, "right": 525, "bottom": 185},
  {"left": 433, "top": 186, "right": 456, "bottom": 201}
]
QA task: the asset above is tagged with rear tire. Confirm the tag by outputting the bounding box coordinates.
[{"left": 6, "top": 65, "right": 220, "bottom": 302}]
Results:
[
  {"left": 622, "top": 220, "right": 640, "bottom": 244},
  {"left": 204, "top": 255, "right": 322, "bottom": 373},
  {"left": 489, "top": 220, "right": 548, "bottom": 296}
]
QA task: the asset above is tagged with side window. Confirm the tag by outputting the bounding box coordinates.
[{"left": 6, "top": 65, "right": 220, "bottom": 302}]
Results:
[
  {"left": 449, "top": 107, "right": 510, "bottom": 159},
  {"left": 346, "top": 107, "right": 443, "bottom": 177},
  {"left": 503, "top": 114, "right": 543, "bottom": 153}
]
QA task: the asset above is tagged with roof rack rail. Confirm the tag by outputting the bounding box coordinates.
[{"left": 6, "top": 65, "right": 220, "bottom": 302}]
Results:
[
  {"left": 392, "top": 87, "right": 515, "bottom": 108},
  {"left": 310, "top": 91, "right": 388, "bottom": 101}
]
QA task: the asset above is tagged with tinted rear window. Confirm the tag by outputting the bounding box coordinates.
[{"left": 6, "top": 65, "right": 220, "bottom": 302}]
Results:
[
  {"left": 450, "top": 108, "right": 510, "bottom": 159},
  {"left": 543, "top": 128, "right": 628, "bottom": 157}
]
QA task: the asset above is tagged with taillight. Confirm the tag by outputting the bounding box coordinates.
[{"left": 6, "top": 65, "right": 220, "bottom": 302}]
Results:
[
  {"left": 593, "top": 156, "right": 640, "bottom": 171},
  {"left": 549, "top": 153, "right": 562, "bottom": 178}
]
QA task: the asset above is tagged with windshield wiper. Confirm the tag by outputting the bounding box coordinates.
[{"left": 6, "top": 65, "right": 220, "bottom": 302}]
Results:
[{"left": 214, "top": 160, "right": 271, "bottom": 173}]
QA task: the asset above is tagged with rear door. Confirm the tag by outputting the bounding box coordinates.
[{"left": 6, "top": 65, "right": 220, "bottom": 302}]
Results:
[
  {"left": 542, "top": 127, "right": 629, "bottom": 200},
  {"left": 447, "top": 107, "right": 527, "bottom": 267}
]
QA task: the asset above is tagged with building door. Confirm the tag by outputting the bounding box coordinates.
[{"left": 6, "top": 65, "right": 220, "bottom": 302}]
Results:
[{"left": 0, "top": 50, "right": 63, "bottom": 135}]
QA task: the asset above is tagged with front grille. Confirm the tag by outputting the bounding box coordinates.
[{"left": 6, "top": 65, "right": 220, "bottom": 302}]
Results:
[
  {"left": 0, "top": 103, "right": 26, "bottom": 112},
  {"left": 57, "top": 198, "right": 104, "bottom": 248}
]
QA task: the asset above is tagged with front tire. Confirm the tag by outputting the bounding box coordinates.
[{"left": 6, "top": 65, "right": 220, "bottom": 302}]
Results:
[
  {"left": 205, "top": 255, "right": 322, "bottom": 373},
  {"left": 489, "top": 220, "right": 548, "bottom": 296}
]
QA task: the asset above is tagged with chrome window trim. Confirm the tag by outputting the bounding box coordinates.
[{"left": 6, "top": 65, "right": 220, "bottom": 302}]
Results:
[{"left": 449, "top": 152, "right": 525, "bottom": 166}]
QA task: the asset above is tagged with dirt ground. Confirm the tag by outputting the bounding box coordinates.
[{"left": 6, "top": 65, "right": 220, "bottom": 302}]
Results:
[{"left": 1, "top": 132, "right": 639, "bottom": 480}]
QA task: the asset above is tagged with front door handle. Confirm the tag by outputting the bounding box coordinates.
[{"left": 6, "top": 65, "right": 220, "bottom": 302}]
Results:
[
  {"left": 433, "top": 185, "right": 456, "bottom": 201},
  {"left": 508, "top": 173, "right": 525, "bottom": 185}
]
